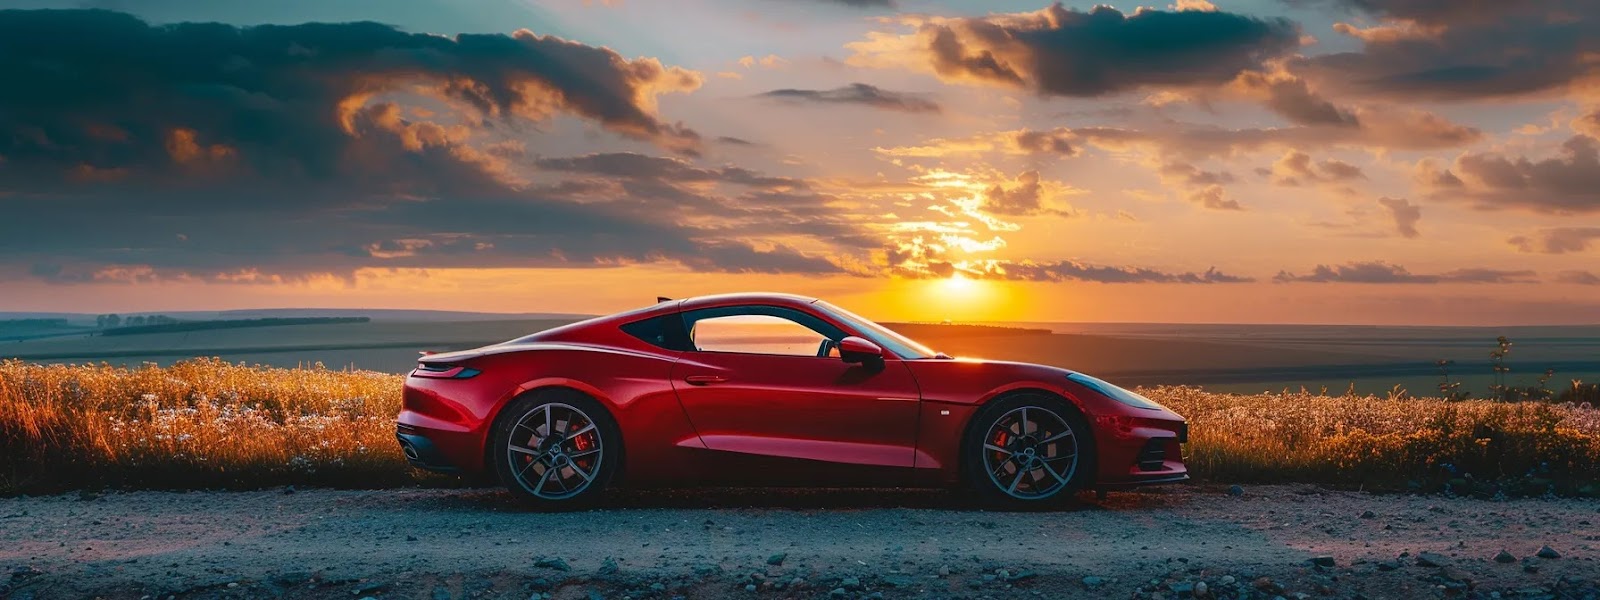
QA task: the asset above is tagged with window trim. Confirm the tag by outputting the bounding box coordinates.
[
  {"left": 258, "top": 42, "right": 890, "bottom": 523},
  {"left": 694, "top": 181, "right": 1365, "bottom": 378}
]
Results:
[{"left": 679, "top": 304, "right": 850, "bottom": 359}]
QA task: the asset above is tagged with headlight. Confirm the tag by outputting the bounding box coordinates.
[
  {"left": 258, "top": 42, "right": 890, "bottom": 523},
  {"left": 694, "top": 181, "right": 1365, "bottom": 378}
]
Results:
[{"left": 1067, "top": 372, "right": 1168, "bottom": 410}]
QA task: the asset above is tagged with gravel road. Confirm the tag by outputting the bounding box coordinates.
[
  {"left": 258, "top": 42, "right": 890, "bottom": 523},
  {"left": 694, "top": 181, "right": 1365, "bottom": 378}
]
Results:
[{"left": 2, "top": 485, "right": 1597, "bottom": 599}]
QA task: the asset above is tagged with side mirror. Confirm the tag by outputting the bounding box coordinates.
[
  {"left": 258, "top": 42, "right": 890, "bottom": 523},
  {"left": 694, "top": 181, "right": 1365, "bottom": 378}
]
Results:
[{"left": 837, "top": 336, "right": 884, "bottom": 364}]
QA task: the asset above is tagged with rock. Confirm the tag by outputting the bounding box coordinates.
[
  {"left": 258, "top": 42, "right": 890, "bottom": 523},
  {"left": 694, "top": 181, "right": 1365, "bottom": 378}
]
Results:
[
  {"left": 1252, "top": 577, "right": 1283, "bottom": 595},
  {"left": 829, "top": 587, "right": 847, "bottom": 598},
  {"left": 766, "top": 553, "right": 786, "bottom": 566},
  {"left": 353, "top": 581, "right": 389, "bottom": 595},
  {"left": 1194, "top": 581, "right": 1208, "bottom": 597},
  {"left": 1376, "top": 560, "right": 1401, "bottom": 571},
  {"left": 789, "top": 577, "right": 806, "bottom": 589},
  {"left": 937, "top": 565, "right": 951, "bottom": 577},
  {"left": 535, "top": 557, "right": 571, "bottom": 572},
  {"left": 1495, "top": 550, "right": 1517, "bottom": 563},
  {"left": 598, "top": 557, "right": 619, "bottom": 576},
  {"left": 1415, "top": 552, "right": 1447, "bottom": 567},
  {"left": 1536, "top": 546, "right": 1561, "bottom": 559},
  {"left": 1309, "top": 556, "right": 1336, "bottom": 568},
  {"left": 1218, "top": 576, "right": 1235, "bottom": 586},
  {"left": 1523, "top": 563, "right": 1540, "bottom": 574},
  {"left": 1169, "top": 581, "right": 1194, "bottom": 596},
  {"left": 841, "top": 576, "right": 861, "bottom": 591},
  {"left": 1227, "top": 485, "right": 1244, "bottom": 497},
  {"left": 1005, "top": 570, "right": 1036, "bottom": 583},
  {"left": 1438, "top": 567, "right": 1473, "bottom": 584},
  {"left": 744, "top": 584, "right": 757, "bottom": 592},
  {"left": 1360, "top": 510, "right": 1376, "bottom": 519},
  {"left": 1083, "top": 576, "right": 1107, "bottom": 590}
]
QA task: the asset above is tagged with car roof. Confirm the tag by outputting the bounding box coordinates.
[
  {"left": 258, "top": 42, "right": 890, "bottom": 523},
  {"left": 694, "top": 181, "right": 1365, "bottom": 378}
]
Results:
[{"left": 675, "top": 292, "right": 817, "bottom": 311}]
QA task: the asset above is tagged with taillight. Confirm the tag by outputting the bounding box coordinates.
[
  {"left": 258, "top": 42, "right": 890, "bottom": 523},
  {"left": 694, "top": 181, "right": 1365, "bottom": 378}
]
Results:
[{"left": 411, "top": 364, "right": 481, "bottom": 379}]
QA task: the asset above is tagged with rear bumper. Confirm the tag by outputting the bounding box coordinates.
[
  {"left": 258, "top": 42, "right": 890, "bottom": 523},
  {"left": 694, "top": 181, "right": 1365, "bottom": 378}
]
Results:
[{"left": 395, "top": 423, "right": 462, "bottom": 474}]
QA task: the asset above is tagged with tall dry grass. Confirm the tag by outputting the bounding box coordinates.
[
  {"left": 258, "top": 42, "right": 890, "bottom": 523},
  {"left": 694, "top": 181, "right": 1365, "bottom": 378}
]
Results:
[{"left": 1, "top": 359, "right": 1597, "bottom": 495}]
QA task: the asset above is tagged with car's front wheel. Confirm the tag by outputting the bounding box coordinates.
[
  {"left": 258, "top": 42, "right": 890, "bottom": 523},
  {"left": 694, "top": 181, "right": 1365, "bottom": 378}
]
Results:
[
  {"left": 961, "top": 392, "right": 1092, "bottom": 507},
  {"left": 491, "top": 391, "right": 619, "bottom": 509}
]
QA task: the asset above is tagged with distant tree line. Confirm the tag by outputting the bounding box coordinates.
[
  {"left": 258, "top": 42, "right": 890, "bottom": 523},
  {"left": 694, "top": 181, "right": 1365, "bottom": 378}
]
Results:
[
  {"left": 98, "top": 317, "right": 370, "bottom": 337},
  {"left": 95, "top": 314, "right": 180, "bottom": 328}
]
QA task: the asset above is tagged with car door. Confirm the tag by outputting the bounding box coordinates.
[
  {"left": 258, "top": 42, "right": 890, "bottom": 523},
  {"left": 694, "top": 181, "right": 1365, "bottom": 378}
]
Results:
[{"left": 668, "top": 304, "right": 922, "bottom": 480}]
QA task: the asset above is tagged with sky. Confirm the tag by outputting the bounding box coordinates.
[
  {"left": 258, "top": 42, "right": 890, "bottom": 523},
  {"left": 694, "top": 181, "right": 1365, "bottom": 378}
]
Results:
[{"left": 0, "top": 0, "right": 1598, "bottom": 325}]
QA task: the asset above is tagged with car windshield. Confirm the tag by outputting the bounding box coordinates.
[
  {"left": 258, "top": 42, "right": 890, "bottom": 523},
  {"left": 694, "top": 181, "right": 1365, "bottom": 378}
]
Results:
[{"left": 811, "top": 300, "right": 938, "bottom": 359}]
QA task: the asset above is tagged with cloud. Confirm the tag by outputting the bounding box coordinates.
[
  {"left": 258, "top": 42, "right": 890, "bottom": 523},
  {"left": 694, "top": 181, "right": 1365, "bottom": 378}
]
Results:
[
  {"left": 1187, "top": 185, "right": 1244, "bottom": 210},
  {"left": 1230, "top": 69, "right": 1360, "bottom": 127},
  {"left": 873, "top": 127, "right": 1078, "bottom": 158},
  {"left": 980, "top": 171, "right": 1076, "bottom": 217},
  {"left": 1291, "top": 0, "right": 1600, "bottom": 101},
  {"left": 792, "top": 0, "right": 896, "bottom": 7},
  {"left": 848, "top": 4, "right": 1300, "bottom": 97},
  {"left": 890, "top": 253, "right": 1252, "bottom": 283},
  {"left": 1264, "top": 150, "right": 1366, "bottom": 186},
  {"left": 534, "top": 152, "right": 804, "bottom": 188},
  {"left": 1418, "top": 135, "right": 1600, "bottom": 213},
  {"left": 1507, "top": 227, "right": 1600, "bottom": 253},
  {"left": 0, "top": 9, "right": 704, "bottom": 185},
  {"left": 759, "top": 83, "right": 941, "bottom": 113},
  {"left": 1274, "top": 261, "right": 1537, "bottom": 283},
  {"left": 1377, "top": 197, "right": 1422, "bottom": 238},
  {"left": 1555, "top": 270, "right": 1600, "bottom": 285}
]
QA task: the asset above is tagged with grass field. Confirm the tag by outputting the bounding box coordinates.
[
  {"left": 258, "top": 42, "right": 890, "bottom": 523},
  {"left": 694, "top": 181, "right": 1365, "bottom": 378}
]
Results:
[{"left": 3, "top": 359, "right": 1597, "bottom": 497}]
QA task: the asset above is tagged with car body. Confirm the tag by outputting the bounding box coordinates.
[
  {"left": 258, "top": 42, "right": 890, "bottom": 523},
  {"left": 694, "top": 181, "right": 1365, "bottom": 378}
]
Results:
[{"left": 396, "top": 293, "right": 1187, "bottom": 505}]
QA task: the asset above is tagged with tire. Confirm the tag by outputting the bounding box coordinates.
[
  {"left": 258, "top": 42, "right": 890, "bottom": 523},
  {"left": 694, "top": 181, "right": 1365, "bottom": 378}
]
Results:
[
  {"left": 960, "top": 392, "right": 1094, "bottom": 508},
  {"left": 490, "top": 390, "right": 620, "bottom": 509}
]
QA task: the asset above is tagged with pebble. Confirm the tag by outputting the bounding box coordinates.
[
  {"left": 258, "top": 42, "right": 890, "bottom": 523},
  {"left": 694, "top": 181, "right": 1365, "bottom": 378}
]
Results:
[
  {"left": 766, "top": 553, "right": 786, "bottom": 566},
  {"left": 744, "top": 584, "right": 757, "bottom": 592},
  {"left": 1415, "top": 552, "right": 1447, "bottom": 567},
  {"left": 534, "top": 557, "right": 571, "bottom": 572},
  {"left": 1194, "top": 581, "right": 1208, "bottom": 597},
  {"left": 1360, "top": 510, "right": 1376, "bottom": 519},
  {"left": 1227, "top": 485, "right": 1244, "bottom": 497},
  {"left": 1495, "top": 550, "right": 1517, "bottom": 563},
  {"left": 1536, "top": 545, "right": 1561, "bottom": 559},
  {"left": 938, "top": 565, "right": 951, "bottom": 577}
]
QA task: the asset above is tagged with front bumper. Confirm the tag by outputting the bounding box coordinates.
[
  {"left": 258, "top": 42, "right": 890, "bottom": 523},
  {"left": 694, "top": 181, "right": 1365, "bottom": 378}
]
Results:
[
  {"left": 1093, "top": 415, "right": 1189, "bottom": 487},
  {"left": 395, "top": 423, "right": 461, "bottom": 474}
]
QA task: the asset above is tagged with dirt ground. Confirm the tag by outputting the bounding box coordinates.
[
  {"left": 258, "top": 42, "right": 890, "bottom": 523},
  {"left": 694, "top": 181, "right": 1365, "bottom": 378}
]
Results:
[{"left": 1, "top": 484, "right": 1597, "bottom": 599}]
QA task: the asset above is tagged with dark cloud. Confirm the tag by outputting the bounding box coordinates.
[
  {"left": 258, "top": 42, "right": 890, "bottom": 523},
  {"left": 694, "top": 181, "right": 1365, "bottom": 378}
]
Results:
[
  {"left": 1065, "top": 108, "right": 1479, "bottom": 159},
  {"left": 854, "top": 4, "right": 1300, "bottom": 97},
  {"left": 535, "top": 152, "right": 804, "bottom": 188},
  {"left": 793, "top": 0, "right": 896, "bottom": 7},
  {"left": 0, "top": 8, "right": 703, "bottom": 189},
  {"left": 1264, "top": 150, "right": 1365, "bottom": 186},
  {"left": 1555, "top": 270, "right": 1600, "bottom": 285},
  {"left": 1377, "top": 197, "right": 1422, "bottom": 238},
  {"left": 759, "top": 83, "right": 940, "bottom": 114},
  {"left": 1231, "top": 71, "right": 1360, "bottom": 127},
  {"left": 1418, "top": 135, "right": 1600, "bottom": 213},
  {"left": 0, "top": 11, "right": 903, "bottom": 283},
  {"left": 980, "top": 171, "right": 1074, "bottom": 217},
  {"left": 896, "top": 258, "right": 1252, "bottom": 284},
  {"left": 1507, "top": 227, "right": 1600, "bottom": 254},
  {"left": 1187, "top": 185, "right": 1244, "bottom": 210},
  {"left": 1291, "top": 0, "right": 1600, "bottom": 101},
  {"left": 1274, "top": 261, "right": 1537, "bottom": 283}
]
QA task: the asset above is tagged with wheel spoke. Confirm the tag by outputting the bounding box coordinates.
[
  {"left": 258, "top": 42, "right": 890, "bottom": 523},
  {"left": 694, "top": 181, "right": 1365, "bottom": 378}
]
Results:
[
  {"left": 1039, "top": 430, "right": 1073, "bottom": 444},
  {"left": 1019, "top": 408, "right": 1030, "bottom": 435},
  {"left": 531, "top": 464, "right": 553, "bottom": 496},
  {"left": 1007, "top": 465, "right": 1027, "bottom": 494},
  {"left": 569, "top": 460, "right": 596, "bottom": 483},
  {"left": 569, "top": 447, "right": 601, "bottom": 459},
  {"left": 982, "top": 443, "right": 1011, "bottom": 455},
  {"left": 1038, "top": 459, "right": 1069, "bottom": 484},
  {"left": 543, "top": 405, "right": 553, "bottom": 439},
  {"left": 565, "top": 422, "right": 596, "bottom": 439},
  {"left": 508, "top": 445, "right": 540, "bottom": 457}
]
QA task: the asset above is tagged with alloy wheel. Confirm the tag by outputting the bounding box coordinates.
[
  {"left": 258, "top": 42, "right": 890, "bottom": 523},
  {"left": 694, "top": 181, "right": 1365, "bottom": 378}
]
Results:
[
  {"left": 506, "top": 402, "right": 604, "bottom": 500},
  {"left": 981, "top": 405, "right": 1079, "bottom": 500}
]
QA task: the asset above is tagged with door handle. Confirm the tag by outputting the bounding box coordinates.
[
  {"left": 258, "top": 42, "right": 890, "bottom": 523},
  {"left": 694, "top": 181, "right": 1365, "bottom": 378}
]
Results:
[{"left": 684, "top": 375, "right": 728, "bottom": 385}]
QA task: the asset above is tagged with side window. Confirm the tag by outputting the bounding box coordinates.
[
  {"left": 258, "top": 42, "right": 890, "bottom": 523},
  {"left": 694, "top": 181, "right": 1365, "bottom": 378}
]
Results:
[
  {"left": 684, "top": 306, "right": 845, "bottom": 357},
  {"left": 619, "top": 314, "right": 692, "bottom": 350}
]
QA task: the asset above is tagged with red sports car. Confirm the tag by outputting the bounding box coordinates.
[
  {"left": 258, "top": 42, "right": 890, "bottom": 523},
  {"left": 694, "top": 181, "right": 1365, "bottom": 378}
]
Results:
[{"left": 396, "top": 293, "right": 1187, "bottom": 507}]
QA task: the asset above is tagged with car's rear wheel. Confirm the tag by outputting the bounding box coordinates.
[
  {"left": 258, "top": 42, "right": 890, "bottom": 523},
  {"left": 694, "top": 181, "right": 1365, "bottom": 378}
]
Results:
[
  {"left": 962, "top": 392, "right": 1092, "bottom": 507},
  {"left": 491, "top": 391, "right": 619, "bottom": 509}
]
